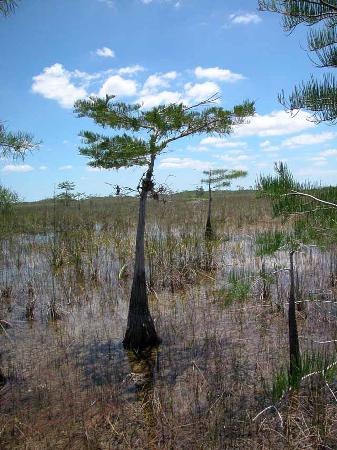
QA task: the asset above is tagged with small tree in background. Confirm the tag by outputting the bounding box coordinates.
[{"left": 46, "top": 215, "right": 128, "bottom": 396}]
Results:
[
  {"left": 195, "top": 185, "right": 205, "bottom": 198},
  {"left": 201, "top": 169, "right": 247, "bottom": 239},
  {"left": 56, "top": 181, "right": 76, "bottom": 206},
  {"left": 75, "top": 94, "right": 254, "bottom": 350}
]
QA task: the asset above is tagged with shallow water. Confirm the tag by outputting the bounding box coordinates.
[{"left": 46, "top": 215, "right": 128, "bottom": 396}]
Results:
[{"left": 0, "top": 223, "right": 337, "bottom": 448}]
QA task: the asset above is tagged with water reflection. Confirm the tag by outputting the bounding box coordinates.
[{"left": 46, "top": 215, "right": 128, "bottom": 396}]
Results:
[{"left": 126, "top": 347, "right": 158, "bottom": 432}]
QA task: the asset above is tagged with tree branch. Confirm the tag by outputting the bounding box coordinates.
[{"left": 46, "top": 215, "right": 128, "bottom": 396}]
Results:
[
  {"left": 320, "top": 0, "right": 337, "bottom": 13},
  {"left": 283, "top": 190, "right": 337, "bottom": 208},
  {"left": 181, "top": 94, "right": 221, "bottom": 112},
  {"left": 160, "top": 118, "right": 220, "bottom": 147}
]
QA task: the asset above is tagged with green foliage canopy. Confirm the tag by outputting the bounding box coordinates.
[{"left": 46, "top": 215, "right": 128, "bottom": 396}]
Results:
[
  {"left": 257, "top": 162, "right": 337, "bottom": 247},
  {"left": 259, "top": 0, "right": 337, "bottom": 123},
  {"left": 57, "top": 181, "right": 76, "bottom": 192},
  {"left": 0, "top": 123, "right": 39, "bottom": 158},
  {"left": 74, "top": 95, "right": 255, "bottom": 171},
  {"left": 0, "top": 0, "right": 18, "bottom": 16},
  {"left": 201, "top": 168, "right": 247, "bottom": 189},
  {"left": 56, "top": 181, "right": 78, "bottom": 203}
]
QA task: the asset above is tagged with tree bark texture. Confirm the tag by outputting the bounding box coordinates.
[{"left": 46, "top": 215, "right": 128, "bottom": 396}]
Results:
[
  {"left": 205, "top": 179, "right": 213, "bottom": 239},
  {"left": 123, "top": 155, "right": 160, "bottom": 350},
  {"left": 288, "top": 251, "right": 301, "bottom": 378}
]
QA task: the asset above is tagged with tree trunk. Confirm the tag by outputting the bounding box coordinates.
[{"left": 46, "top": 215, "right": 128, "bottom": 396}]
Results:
[
  {"left": 205, "top": 179, "right": 213, "bottom": 239},
  {"left": 288, "top": 251, "right": 301, "bottom": 379},
  {"left": 123, "top": 156, "right": 160, "bottom": 350},
  {"left": 0, "top": 353, "right": 5, "bottom": 386}
]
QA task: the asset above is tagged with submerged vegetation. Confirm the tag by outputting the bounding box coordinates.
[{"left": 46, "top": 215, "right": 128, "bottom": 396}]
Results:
[{"left": 0, "top": 190, "right": 336, "bottom": 449}]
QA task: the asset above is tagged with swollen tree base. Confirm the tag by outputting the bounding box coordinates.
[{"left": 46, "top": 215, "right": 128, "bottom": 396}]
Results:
[
  {"left": 205, "top": 217, "right": 213, "bottom": 240},
  {"left": 123, "top": 272, "right": 161, "bottom": 351},
  {"left": 0, "top": 369, "right": 5, "bottom": 386},
  {"left": 123, "top": 316, "right": 161, "bottom": 350}
]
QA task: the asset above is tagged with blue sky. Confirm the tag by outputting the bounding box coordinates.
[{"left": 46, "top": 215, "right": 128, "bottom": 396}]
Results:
[{"left": 1, "top": 0, "right": 336, "bottom": 201}]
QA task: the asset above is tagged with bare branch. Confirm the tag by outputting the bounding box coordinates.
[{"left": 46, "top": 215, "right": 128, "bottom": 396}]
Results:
[
  {"left": 283, "top": 190, "right": 337, "bottom": 208},
  {"left": 182, "top": 94, "right": 221, "bottom": 112}
]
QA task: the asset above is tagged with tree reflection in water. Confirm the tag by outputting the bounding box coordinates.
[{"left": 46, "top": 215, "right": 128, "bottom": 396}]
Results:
[{"left": 126, "top": 347, "right": 159, "bottom": 440}]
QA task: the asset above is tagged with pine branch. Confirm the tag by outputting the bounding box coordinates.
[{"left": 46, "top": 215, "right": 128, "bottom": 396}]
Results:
[
  {"left": 279, "top": 74, "right": 337, "bottom": 123},
  {"left": 307, "top": 27, "right": 337, "bottom": 51},
  {"left": 0, "top": 124, "right": 40, "bottom": 157},
  {"left": 201, "top": 168, "right": 247, "bottom": 189},
  {"left": 79, "top": 131, "right": 150, "bottom": 169},
  {"left": 259, "top": 1, "right": 337, "bottom": 122},
  {"left": 76, "top": 96, "right": 254, "bottom": 173},
  {"left": 259, "top": 0, "right": 337, "bottom": 28},
  {"left": 0, "top": 0, "right": 18, "bottom": 16},
  {"left": 74, "top": 96, "right": 154, "bottom": 132},
  {"left": 320, "top": 0, "right": 337, "bottom": 12}
]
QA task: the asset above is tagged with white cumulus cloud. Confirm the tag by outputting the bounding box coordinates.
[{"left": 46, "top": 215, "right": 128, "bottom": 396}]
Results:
[
  {"left": 141, "top": 71, "right": 178, "bottom": 95},
  {"left": 281, "top": 131, "right": 337, "bottom": 148},
  {"left": 195, "top": 66, "right": 245, "bottom": 82},
  {"left": 159, "top": 157, "right": 213, "bottom": 170},
  {"left": 137, "top": 76, "right": 219, "bottom": 108},
  {"left": 229, "top": 13, "right": 262, "bottom": 25},
  {"left": 3, "top": 164, "right": 34, "bottom": 173},
  {"left": 217, "top": 154, "right": 252, "bottom": 163},
  {"left": 32, "top": 63, "right": 87, "bottom": 108},
  {"left": 187, "top": 145, "right": 209, "bottom": 153},
  {"left": 118, "top": 65, "right": 145, "bottom": 75},
  {"left": 99, "top": 75, "right": 138, "bottom": 97},
  {"left": 184, "top": 81, "right": 220, "bottom": 104},
  {"left": 200, "top": 137, "right": 247, "bottom": 148},
  {"left": 137, "top": 90, "right": 182, "bottom": 108},
  {"left": 96, "top": 47, "right": 115, "bottom": 58},
  {"left": 234, "top": 110, "right": 315, "bottom": 137}
]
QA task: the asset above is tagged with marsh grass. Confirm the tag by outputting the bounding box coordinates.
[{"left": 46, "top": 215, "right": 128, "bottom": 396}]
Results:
[
  {"left": 272, "top": 350, "right": 337, "bottom": 403},
  {"left": 0, "top": 191, "right": 336, "bottom": 449}
]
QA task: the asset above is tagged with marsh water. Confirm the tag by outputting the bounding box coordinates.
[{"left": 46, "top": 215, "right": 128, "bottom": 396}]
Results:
[{"left": 0, "top": 195, "right": 337, "bottom": 449}]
